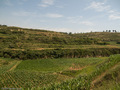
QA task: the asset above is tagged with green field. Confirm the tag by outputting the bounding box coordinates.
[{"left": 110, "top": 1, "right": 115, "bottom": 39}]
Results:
[
  {"left": 0, "top": 55, "right": 120, "bottom": 89},
  {"left": 15, "top": 57, "right": 107, "bottom": 72}
]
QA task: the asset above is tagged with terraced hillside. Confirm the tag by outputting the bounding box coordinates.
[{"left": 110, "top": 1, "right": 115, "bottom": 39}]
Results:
[
  {"left": 0, "top": 25, "right": 120, "bottom": 51},
  {"left": 0, "top": 25, "right": 120, "bottom": 60}
]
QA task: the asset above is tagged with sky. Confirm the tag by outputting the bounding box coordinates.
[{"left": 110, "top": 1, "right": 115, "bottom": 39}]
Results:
[{"left": 0, "top": 0, "right": 120, "bottom": 33}]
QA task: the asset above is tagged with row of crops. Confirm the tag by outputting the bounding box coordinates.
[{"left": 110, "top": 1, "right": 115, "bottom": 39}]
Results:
[{"left": 0, "top": 71, "right": 59, "bottom": 88}]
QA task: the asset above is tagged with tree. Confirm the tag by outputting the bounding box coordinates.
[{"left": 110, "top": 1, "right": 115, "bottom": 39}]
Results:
[
  {"left": 106, "top": 30, "right": 108, "bottom": 32},
  {"left": 69, "top": 32, "right": 72, "bottom": 35},
  {"left": 109, "top": 30, "right": 111, "bottom": 32}
]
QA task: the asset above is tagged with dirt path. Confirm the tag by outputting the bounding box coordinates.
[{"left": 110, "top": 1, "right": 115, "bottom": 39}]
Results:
[
  {"left": 8, "top": 61, "right": 22, "bottom": 71},
  {"left": 69, "top": 63, "right": 88, "bottom": 71},
  {"left": 91, "top": 62, "right": 120, "bottom": 89}
]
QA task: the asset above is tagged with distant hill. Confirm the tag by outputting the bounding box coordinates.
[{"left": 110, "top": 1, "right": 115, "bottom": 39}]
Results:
[{"left": 0, "top": 25, "right": 114, "bottom": 49}]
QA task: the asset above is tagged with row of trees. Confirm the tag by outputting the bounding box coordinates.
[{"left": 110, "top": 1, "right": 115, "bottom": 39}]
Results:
[
  {"left": 104, "top": 30, "right": 117, "bottom": 33},
  {"left": 0, "top": 48, "right": 120, "bottom": 60}
]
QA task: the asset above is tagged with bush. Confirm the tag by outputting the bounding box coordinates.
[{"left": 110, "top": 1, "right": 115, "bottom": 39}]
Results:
[{"left": 117, "top": 42, "right": 120, "bottom": 44}]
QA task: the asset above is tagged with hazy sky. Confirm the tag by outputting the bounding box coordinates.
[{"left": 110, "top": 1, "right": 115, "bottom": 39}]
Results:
[{"left": 0, "top": 0, "right": 120, "bottom": 32}]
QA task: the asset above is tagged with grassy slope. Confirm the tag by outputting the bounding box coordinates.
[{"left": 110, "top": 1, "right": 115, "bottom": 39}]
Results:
[{"left": 15, "top": 57, "right": 107, "bottom": 72}]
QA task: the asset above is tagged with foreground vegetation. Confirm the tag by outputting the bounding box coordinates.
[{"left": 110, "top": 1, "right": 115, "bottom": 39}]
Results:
[
  {"left": 0, "top": 57, "right": 106, "bottom": 88},
  {"left": 0, "top": 54, "right": 120, "bottom": 89}
]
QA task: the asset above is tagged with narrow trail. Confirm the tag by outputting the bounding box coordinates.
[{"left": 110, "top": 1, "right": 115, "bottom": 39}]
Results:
[
  {"left": 8, "top": 61, "right": 22, "bottom": 71},
  {"left": 91, "top": 62, "right": 120, "bottom": 89}
]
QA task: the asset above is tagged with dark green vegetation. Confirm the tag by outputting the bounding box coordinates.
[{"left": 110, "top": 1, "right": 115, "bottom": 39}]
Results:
[
  {"left": 0, "top": 25, "right": 120, "bottom": 89},
  {"left": 0, "top": 48, "right": 120, "bottom": 60}
]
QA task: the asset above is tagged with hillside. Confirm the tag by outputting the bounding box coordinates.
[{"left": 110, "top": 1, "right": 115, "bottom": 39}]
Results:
[
  {"left": 0, "top": 25, "right": 120, "bottom": 49},
  {"left": 0, "top": 25, "right": 120, "bottom": 89},
  {"left": 0, "top": 25, "right": 120, "bottom": 60}
]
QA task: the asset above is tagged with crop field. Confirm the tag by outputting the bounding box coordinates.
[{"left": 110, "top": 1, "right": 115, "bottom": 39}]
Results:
[{"left": 0, "top": 55, "right": 120, "bottom": 89}]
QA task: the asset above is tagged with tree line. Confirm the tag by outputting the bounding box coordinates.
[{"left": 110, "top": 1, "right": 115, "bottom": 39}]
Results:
[{"left": 0, "top": 48, "right": 120, "bottom": 60}]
